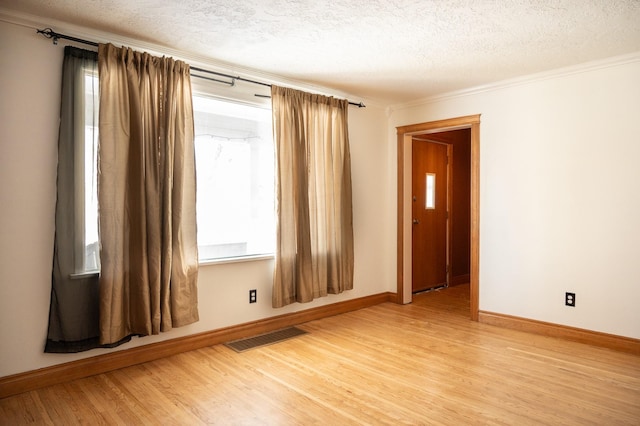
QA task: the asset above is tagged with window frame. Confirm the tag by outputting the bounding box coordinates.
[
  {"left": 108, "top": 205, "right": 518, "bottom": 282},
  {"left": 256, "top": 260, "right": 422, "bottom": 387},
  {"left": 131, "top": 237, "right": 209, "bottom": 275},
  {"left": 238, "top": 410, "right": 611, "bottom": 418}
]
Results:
[
  {"left": 191, "top": 90, "right": 276, "bottom": 263},
  {"left": 72, "top": 72, "right": 276, "bottom": 278}
]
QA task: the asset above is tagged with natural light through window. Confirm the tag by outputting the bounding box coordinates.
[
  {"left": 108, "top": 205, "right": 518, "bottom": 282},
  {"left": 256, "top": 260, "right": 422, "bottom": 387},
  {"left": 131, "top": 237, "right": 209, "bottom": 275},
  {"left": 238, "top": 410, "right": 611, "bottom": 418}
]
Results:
[
  {"left": 193, "top": 95, "right": 275, "bottom": 261},
  {"left": 83, "top": 72, "right": 100, "bottom": 273},
  {"left": 425, "top": 173, "right": 435, "bottom": 209}
]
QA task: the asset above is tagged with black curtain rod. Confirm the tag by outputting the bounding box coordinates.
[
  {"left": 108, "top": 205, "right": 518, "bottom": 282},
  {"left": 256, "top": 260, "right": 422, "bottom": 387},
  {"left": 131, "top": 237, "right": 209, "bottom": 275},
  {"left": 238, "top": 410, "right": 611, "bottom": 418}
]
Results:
[{"left": 37, "top": 28, "right": 366, "bottom": 108}]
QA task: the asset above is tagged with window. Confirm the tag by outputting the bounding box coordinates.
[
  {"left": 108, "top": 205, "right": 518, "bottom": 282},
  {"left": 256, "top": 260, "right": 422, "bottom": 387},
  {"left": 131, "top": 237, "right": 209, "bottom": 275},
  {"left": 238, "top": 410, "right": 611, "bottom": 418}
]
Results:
[
  {"left": 425, "top": 173, "right": 436, "bottom": 209},
  {"left": 193, "top": 95, "right": 275, "bottom": 261},
  {"left": 80, "top": 71, "right": 100, "bottom": 273},
  {"left": 77, "top": 75, "right": 275, "bottom": 272}
]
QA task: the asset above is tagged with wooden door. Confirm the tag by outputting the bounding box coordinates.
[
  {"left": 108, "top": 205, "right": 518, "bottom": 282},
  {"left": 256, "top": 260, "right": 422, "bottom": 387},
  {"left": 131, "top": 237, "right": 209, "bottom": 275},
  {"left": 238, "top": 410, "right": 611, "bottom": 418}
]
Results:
[{"left": 412, "top": 140, "right": 449, "bottom": 293}]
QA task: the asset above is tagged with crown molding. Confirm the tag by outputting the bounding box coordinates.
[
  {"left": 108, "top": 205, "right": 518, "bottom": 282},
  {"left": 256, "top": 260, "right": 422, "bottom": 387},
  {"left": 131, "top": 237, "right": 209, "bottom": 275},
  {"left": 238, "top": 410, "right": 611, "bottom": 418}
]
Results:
[{"left": 389, "top": 51, "right": 640, "bottom": 113}]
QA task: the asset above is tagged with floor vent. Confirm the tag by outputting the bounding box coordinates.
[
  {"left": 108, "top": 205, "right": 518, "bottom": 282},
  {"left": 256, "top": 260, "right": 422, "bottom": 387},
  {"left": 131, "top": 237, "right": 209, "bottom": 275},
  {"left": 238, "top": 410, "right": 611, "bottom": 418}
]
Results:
[{"left": 224, "top": 327, "right": 308, "bottom": 353}]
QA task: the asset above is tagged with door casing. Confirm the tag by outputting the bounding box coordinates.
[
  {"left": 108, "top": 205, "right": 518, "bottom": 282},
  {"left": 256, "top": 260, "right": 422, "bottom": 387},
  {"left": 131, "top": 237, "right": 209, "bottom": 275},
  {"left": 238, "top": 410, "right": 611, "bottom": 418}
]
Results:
[{"left": 396, "top": 115, "right": 480, "bottom": 320}]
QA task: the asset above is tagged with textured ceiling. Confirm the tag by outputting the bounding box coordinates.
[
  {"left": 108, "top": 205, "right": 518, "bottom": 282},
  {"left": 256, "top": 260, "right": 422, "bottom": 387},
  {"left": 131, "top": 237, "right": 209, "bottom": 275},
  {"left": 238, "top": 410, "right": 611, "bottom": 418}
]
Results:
[{"left": 2, "top": 0, "right": 640, "bottom": 105}]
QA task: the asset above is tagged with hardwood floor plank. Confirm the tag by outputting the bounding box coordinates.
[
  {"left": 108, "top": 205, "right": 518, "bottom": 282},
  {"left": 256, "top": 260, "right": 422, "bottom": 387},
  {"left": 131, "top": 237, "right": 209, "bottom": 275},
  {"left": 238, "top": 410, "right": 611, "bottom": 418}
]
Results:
[
  {"left": 1, "top": 284, "right": 639, "bottom": 425},
  {"left": 0, "top": 392, "right": 53, "bottom": 425},
  {"left": 297, "top": 319, "right": 561, "bottom": 424},
  {"left": 257, "top": 340, "right": 502, "bottom": 425}
]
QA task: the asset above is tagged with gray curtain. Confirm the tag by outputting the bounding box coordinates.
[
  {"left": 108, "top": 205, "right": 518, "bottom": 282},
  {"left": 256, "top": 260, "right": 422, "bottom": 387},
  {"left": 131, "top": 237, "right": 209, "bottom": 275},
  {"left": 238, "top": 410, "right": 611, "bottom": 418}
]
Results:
[
  {"left": 46, "top": 46, "right": 130, "bottom": 352},
  {"left": 271, "top": 86, "right": 354, "bottom": 308},
  {"left": 97, "top": 43, "right": 199, "bottom": 345}
]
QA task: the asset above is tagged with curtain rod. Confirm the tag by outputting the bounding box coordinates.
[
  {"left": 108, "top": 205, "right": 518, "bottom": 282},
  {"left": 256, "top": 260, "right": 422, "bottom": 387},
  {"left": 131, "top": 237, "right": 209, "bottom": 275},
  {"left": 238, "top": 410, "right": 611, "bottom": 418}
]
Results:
[{"left": 37, "top": 28, "right": 366, "bottom": 108}]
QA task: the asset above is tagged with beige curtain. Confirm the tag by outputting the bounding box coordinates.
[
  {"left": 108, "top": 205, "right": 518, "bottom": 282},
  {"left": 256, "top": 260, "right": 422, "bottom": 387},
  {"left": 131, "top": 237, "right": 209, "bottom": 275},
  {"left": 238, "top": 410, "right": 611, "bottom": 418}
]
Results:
[
  {"left": 271, "top": 86, "right": 354, "bottom": 308},
  {"left": 98, "top": 43, "right": 199, "bottom": 345}
]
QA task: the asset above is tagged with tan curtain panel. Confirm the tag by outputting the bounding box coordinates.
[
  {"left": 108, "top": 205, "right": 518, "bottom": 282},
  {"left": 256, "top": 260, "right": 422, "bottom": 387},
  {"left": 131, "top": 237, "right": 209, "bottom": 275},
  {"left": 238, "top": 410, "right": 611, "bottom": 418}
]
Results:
[
  {"left": 271, "top": 85, "right": 354, "bottom": 308},
  {"left": 98, "top": 43, "right": 199, "bottom": 345}
]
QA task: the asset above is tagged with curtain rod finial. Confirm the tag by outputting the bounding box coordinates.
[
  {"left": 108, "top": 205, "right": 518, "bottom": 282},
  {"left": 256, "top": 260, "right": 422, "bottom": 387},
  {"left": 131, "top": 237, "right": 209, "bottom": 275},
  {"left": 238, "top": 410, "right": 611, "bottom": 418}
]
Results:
[{"left": 37, "top": 28, "right": 59, "bottom": 45}]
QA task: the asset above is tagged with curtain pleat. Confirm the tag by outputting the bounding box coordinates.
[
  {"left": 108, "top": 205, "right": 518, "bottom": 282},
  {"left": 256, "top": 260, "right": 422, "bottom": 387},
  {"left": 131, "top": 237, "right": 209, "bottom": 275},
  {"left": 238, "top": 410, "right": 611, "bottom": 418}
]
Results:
[
  {"left": 98, "top": 43, "right": 199, "bottom": 345},
  {"left": 271, "top": 86, "right": 354, "bottom": 308}
]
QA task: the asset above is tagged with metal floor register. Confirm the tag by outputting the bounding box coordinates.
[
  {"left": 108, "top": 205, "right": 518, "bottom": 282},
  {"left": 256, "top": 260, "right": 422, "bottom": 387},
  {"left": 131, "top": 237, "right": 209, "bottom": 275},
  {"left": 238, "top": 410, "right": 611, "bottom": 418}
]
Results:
[{"left": 224, "top": 327, "right": 308, "bottom": 352}]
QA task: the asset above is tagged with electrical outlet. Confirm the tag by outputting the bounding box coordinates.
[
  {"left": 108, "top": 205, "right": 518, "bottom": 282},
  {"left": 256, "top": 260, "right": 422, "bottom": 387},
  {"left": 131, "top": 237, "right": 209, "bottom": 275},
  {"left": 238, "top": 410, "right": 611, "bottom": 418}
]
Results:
[
  {"left": 565, "top": 292, "right": 575, "bottom": 307},
  {"left": 249, "top": 289, "right": 257, "bottom": 304}
]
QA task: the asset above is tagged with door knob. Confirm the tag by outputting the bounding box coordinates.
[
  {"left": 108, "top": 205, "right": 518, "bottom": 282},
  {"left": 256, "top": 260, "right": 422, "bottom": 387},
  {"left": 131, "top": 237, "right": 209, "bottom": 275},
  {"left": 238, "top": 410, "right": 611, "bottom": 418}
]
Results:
[{"left": 413, "top": 219, "right": 419, "bottom": 224}]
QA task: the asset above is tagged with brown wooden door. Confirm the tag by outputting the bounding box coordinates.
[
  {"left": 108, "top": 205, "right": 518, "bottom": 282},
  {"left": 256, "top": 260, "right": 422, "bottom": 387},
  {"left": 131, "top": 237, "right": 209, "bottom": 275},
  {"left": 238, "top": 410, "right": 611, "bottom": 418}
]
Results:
[{"left": 412, "top": 140, "right": 448, "bottom": 293}]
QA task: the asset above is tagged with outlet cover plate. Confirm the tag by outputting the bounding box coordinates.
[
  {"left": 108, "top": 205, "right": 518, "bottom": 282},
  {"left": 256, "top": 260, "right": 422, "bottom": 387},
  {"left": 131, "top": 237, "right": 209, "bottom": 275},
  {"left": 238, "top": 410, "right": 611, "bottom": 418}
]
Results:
[{"left": 565, "top": 292, "right": 575, "bottom": 307}]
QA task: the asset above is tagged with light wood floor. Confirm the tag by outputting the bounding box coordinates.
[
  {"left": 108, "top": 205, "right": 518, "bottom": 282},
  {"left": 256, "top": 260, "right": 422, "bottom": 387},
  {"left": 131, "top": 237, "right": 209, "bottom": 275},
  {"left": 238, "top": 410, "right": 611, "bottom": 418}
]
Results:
[{"left": 2, "top": 284, "right": 639, "bottom": 425}]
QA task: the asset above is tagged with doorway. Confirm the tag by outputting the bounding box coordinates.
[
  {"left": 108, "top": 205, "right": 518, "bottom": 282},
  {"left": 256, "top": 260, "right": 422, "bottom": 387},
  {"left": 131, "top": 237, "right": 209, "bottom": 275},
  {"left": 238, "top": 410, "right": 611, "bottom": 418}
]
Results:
[{"left": 396, "top": 115, "right": 480, "bottom": 320}]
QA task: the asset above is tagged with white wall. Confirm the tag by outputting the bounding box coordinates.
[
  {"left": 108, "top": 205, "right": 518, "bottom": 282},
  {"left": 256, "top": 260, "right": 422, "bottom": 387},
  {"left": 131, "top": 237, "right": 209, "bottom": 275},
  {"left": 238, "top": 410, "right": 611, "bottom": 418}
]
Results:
[
  {"left": 0, "top": 19, "right": 394, "bottom": 377},
  {"left": 389, "top": 55, "right": 640, "bottom": 339}
]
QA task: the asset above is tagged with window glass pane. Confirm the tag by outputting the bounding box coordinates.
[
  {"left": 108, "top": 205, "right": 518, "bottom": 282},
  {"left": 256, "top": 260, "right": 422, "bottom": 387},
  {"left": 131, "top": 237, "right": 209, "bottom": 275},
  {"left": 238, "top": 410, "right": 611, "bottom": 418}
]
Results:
[
  {"left": 425, "top": 173, "right": 435, "bottom": 209},
  {"left": 193, "top": 95, "right": 275, "bottom": 260},
  {"left": 83, "top": 72, "right": 100, "bottom": 272}
]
